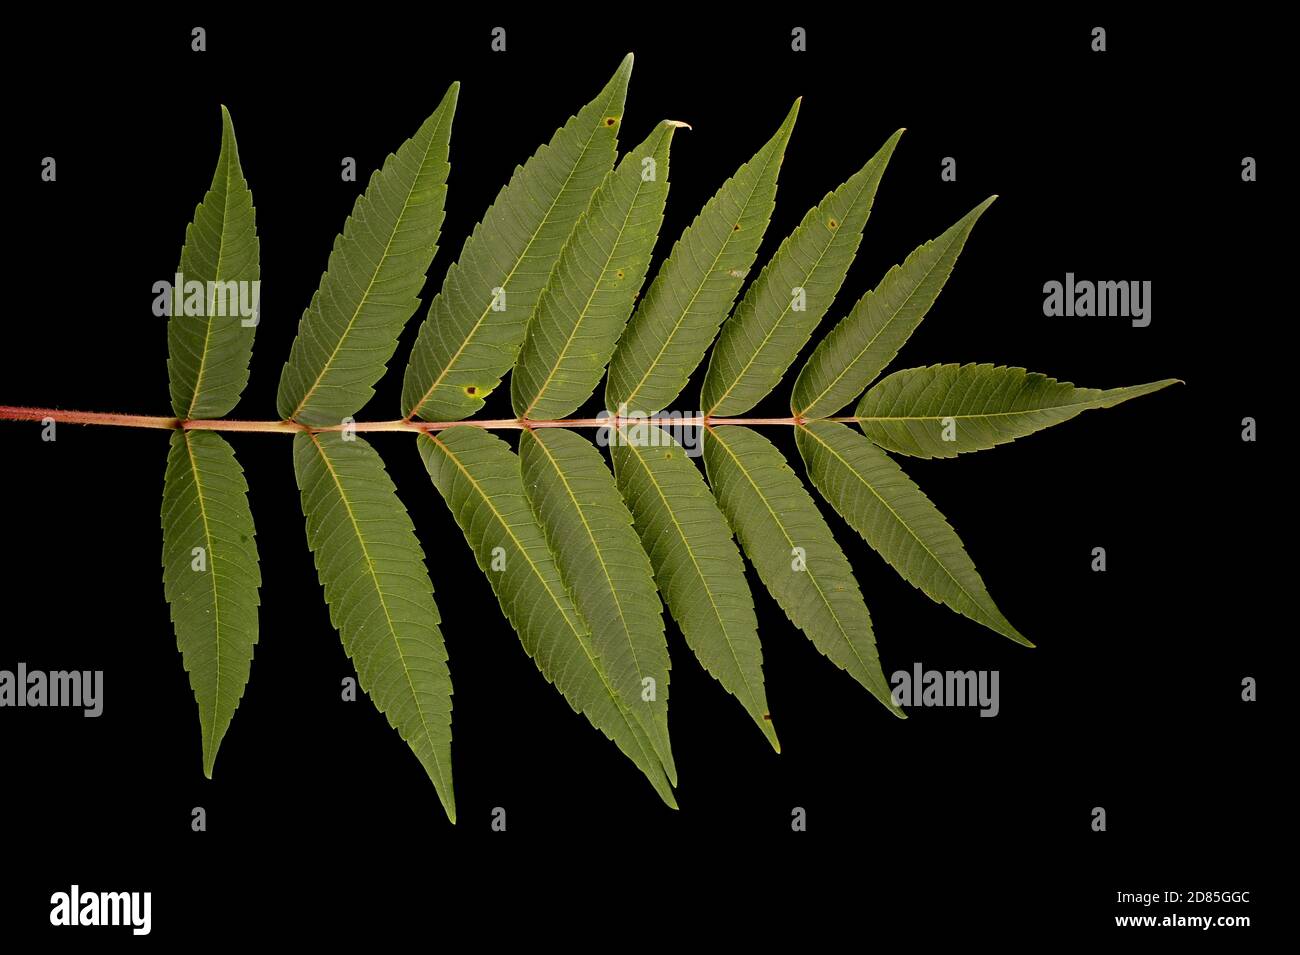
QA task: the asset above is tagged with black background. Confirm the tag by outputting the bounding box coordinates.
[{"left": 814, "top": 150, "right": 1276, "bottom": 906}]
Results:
[{"left": 2, "top": 11, "right": 1280, "bottom": 940}]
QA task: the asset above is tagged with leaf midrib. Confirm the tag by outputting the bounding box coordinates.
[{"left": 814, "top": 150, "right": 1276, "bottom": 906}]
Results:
[
  {"left": 709, "top": 427, "right": 886, "bottom": 698},
  {"left": 423, "top": 433, "right": 667, "bottom": 779},
  {"left": 619, "top": 430, "right": 765, "bottom": 718},
  {"left": 308, "top": 433, "right": 450, "bottom": 796},
  {"left": 858, "top": 399, "right": 1107, "bottom": 422},
  {"left": 796, "top": 228, "right": 961, "bottom": 418},
  {"left": 408, "top": 92, "right": 621, "bottom": 418},
  {"left": 290, "top": 118, "right": 446, "bottom": 422},
  {"left": 526, "top": 431, "right": 657, "bottom": 714},
  {"left": 618, "top": 142, "right": 783, "bottom": 412},
  {"left": 707, "top": 170, "right": 873, "bottom": 415},
  {"left": 521, "top": 149, "right": 660, "bottom": 419},
  {"left": 181, "top": 432, "right": 223, "bottom": 765},
  {"left": 185, "top": 145, "right": 236, "bottom": 420},
  {"left": 798, "top": 422, "right": 999, "bottom": 633}
]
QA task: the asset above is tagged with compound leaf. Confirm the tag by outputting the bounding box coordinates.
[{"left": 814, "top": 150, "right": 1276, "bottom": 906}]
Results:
[
  {"left": 277, "top": 83, "right": 458, "bottom": 425},
  {"left": 167, "top": 106, "right": 260, "bottom": 420},
  {"left": 403, "top": 55, "right": 632, "bottom": 422},
  {"left": 703, "top": 425, "right": 899, "bottom": 715},
  {"left": 418, "top": 427, "right": 676, "bottom": 807},
  {"left": 161, "top": 429, "right": 261, "bottom": 777},
  {"left": 294, "top": 431, "right": 454, "bottom": 821},
  {"left": 796, "top": 419, "right": 1029, "bottom": 646}
]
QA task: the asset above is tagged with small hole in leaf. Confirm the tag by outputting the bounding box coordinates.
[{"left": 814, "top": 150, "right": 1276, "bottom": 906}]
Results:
[
  {"left": 732, "top": 224, "right": 741, "bottom": 231},
  {"left": 616, "top": 269, "right": 625, "bottom": 279}
]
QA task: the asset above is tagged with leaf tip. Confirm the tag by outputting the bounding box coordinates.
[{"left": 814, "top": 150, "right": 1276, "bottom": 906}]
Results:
[
  {"left": 769, "top": 98, "right": 801, "bottom": 151},
  {"left": 960, "top": 194, "right": 998, "bottom": 226},
  {"left": 1127, "top": 377, "right": 1183, "bottom": 399},
  {"left": 662, "top": 119, "right": 693, "bottom": 130},
  {"left": 871, "top": 127, "right": 907, "bottom": 167},
  {"left": 765, "top": 720, "right": 782, "bottom": 754},
  {"left": 598, "top": 53, "right": 634, "bottom": 106},
  {"left": 881, "top": 688, "right": 908, "bottom": 719}
]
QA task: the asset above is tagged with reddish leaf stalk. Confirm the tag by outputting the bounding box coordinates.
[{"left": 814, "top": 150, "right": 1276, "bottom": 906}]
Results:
[{"left": 0, "top": 406, "right": 857, "bottom": 433}]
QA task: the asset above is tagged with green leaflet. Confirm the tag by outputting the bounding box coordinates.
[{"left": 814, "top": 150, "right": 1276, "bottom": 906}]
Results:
[
  {"left": 795, "top": 420, "right": 1030, "bottom": 647},
  {"left": 856, "top": 364, "right": 1181, "bottom": 458},
  {"left": 702, "top": 129, "right": 903, "bottom": 417},
  {"left": 277, "top": 84, "right": 458, "bottom": 426},
  {"left": 512, "top": 121, "right": 677, "bottom": 420},
  {"left": 610, "top": 425, "right": 777, "bottom": 751},
  {"left": 403, "top": 56, "right": 632, "bottom": 422},
  {"left": 519, "top": 428, "right": 676, "bottom": 785},
  {"left": 792, "top": 196, "right": 996, "bottom": 419},
  {"left": 703, "top": 425, "right": 899, "bottom": 715},
  {"left": 605, "top": 101, "right": 799, "bottom": 415},
  {"left": 167, "top": 106, "right": 260, "bottom": 420},
  {"left": 417, "top": 428, "right": 676, "bottom": 807},
  {"left": 294, "top": 431, "right": 454, "bottom": 821},
  {"left": 161, "top": 430, "right": 260, "bottom": 777}
]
